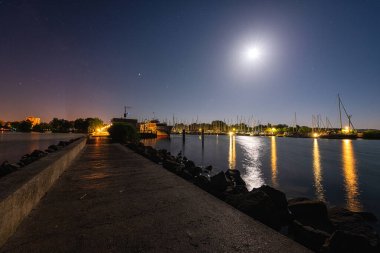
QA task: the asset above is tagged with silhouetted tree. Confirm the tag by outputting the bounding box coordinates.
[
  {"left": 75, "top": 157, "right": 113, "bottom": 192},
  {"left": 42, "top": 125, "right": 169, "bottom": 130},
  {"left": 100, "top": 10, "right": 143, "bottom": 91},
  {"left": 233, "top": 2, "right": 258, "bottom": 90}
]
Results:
[
  {"left": 32, "top": 123, "right": 51, "bottom": 132},
  {"left": 74, "top": 118, "right": 88, "bottom": 133},
  {"left": 50, "top": 118, "right": 71, "bottom": 133},
  {"left": 86, "top": 117, "right": 103, "bottom": 133},
  {"left": 108, "top": 123, "right": 139, "bottom": 143},
  {"left": 17, "top": 120, "right": 32, "bottom": 132}
]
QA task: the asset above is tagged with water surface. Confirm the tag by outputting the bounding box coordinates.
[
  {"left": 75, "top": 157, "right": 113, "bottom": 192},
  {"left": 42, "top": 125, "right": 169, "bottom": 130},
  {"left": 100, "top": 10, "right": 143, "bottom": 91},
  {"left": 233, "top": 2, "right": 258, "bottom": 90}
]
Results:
[
  {"left": 143, "top": 134, "right": 380, "bottom": 219},
  {"left": 0, "top": 132, "right": 84, "bottom": 163}
]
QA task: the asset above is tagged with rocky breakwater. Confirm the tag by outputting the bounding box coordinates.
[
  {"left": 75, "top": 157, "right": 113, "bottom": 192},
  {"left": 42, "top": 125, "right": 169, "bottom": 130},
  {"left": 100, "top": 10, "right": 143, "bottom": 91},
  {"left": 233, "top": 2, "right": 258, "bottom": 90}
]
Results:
[
  {"left": 125, "top": 142, "right": 380, "bottom": 253},
  {"left": 0, "top": 138, "right": 81, "bottom": 178}
]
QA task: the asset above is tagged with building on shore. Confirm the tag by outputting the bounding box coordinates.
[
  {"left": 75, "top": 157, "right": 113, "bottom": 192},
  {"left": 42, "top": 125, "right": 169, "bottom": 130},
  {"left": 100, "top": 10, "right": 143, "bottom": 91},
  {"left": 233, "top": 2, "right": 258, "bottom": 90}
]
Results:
[
  {"left": 111, "top": 118, "right": 138, "bottom": 129},
  {"left": 26, "top": 116, "right": 41, "bottom": 126},
  {"left": 139, "top": 120, "right": 173, "bottom": 136}
]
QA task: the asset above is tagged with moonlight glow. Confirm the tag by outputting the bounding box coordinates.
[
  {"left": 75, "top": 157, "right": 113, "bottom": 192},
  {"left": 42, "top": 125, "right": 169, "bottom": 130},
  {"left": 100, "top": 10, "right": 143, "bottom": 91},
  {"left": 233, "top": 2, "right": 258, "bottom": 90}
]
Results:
[{"left": 245, "top": 46, "right": 262, "bottom": 60}]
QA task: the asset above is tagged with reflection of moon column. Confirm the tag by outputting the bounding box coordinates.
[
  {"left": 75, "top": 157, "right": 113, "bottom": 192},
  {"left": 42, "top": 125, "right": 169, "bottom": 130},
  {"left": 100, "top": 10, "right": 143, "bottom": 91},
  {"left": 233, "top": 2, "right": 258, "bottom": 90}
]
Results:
[
  {"left": 313, "top": 139, "right": 325, "bottom": 201},
  {"left": 342, "top": 140, "right": 362, "bottom": 211},
  {"left": 228, "top": 135, "right": 236, "bottom": 170},
  {"left": 271, "top": 136, "right": 278, "bottom": 187}
]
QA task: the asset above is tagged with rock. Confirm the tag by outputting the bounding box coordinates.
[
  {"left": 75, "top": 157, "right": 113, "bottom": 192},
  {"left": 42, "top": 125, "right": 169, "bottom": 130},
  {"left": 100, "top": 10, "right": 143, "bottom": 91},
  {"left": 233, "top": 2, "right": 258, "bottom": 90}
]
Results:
[
  {"left": 225, "top": 169, "right": 246, "bottom": 187},
  {"left": 163, "top": 160, "right": 180, "bottom": 172},
  {"left": 291, "top": 219, "right": 331, "bottom": 252},
  {"left": 57, "top": 141, "right": 69, "bottom": 147},
  {"left": 355, "top": 211, "right": 378, "bottom": 222},
  {"left": 45, "top": 148, "right": 54, "bottom": 153},
  {"left": 48, "top": 145, "right": 59, "bottom": 151},
  {"left": 288, "top": 199, "right": 332, "bottom": 231},
  {"left": 184, "top": 160, "right": 195, "bottom": 169},
  {"left": 19, "top": 155, "right": 37, "bottom": 166},
  {"left": 31, "top": 149, "right": 47, "bottom": 158},
  {"left": 327, "top": 207, "right": 380, "bottom": 251},
  {"left": 0, "top": 161, "right": 18, "bottom": 177},
  {"left": 184, "top": 166, "right": 202, "bottom": 178},
  {"left": 322, "top": 230, "right": 380, "bottom": 253},
  {"left": 231, "top": 189, "right": 282, "bottom": 229},
  {"left": 194, "top": 175, "right": 211, "bottom": 192},
  {"left": 257, "top": 185, "right": 288, "bottom": 210},
  {"left": 288, "top": 197, "right": 311, "bottom": 205},
  {"left": 204, "top": 165, "right": 212, "bottom": 171},
  {"left": 210, "top": 172, "right": 228, "bottom": 192}
]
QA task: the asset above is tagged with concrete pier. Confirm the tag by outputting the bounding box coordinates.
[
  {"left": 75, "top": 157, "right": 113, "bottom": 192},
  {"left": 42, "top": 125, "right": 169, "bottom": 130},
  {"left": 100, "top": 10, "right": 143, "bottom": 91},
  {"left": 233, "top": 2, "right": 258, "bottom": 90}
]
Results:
[{"left": 1, "top": 142, "right": 310, "bottom": 252}]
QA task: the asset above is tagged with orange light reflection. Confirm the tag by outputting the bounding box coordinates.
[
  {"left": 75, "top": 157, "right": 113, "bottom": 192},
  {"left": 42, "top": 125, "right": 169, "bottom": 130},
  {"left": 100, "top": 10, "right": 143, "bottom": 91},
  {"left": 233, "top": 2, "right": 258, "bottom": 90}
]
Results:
[{"left": 342, "top": 139, "right": 362, "bottom": 211}]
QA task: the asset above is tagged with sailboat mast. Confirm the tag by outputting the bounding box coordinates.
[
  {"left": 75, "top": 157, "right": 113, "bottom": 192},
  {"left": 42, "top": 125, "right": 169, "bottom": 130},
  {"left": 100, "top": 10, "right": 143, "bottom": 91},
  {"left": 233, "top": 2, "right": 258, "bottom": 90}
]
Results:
[{"left": 338, "top": 94, "right": 343, "bottom": 130}]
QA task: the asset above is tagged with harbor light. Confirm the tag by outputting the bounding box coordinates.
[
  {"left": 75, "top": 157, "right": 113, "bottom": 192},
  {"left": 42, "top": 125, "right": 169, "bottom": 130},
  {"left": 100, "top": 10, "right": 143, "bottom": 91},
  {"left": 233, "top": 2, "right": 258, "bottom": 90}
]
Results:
[{"left": 342, "top": 126, "right": 350, "bottom": 134}]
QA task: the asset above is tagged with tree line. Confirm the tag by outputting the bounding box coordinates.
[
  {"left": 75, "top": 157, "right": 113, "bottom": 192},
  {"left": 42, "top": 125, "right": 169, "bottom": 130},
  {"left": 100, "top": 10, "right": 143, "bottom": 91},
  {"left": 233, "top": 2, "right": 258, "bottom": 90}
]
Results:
[{"left": 0, "top": 118, "right": 104, "bottom": 133}]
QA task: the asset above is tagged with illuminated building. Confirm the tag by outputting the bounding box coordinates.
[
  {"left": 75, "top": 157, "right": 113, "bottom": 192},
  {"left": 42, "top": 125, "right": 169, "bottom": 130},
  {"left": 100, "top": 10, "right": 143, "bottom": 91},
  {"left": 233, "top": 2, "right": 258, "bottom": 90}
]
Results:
[{"left": 26, "top": 116, "right": 41, "bottom": 126}]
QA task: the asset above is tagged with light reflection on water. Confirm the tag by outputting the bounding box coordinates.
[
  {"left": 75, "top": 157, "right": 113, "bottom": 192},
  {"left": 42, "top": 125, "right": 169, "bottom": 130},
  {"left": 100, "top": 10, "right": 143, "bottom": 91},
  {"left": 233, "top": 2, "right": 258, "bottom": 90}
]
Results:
[
  {"left": 313, "top": 139, "right": 325, "bottom": 201},
  {"left": 228, "top": 135, "right": 236, "bottom": 170},
  {"left": 342, "top": 139, "right": 362, "bottom": 211},
  {"left": 271, "top": 136, "right": 278, "bottom": 188},
  {"left": 237, "top": 136, "right": 264, "bottom": 190},
  {"left": 142, "top": 134, "right": 380, "bottom": 217}
]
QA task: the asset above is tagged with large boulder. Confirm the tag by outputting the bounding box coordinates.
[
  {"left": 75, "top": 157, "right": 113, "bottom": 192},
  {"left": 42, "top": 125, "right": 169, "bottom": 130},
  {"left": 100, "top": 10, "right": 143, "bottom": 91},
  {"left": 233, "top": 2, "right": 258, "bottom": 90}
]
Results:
[
  {"left": 323, "top": 207, "right": 380, "bottom": 252},
  {"left": 194, "top": 175, "right": 211, "bottom": 192},
  {"left": 257, "top": 185, "right": 288, "bottom": 210},
  {"left": 228, "top": 189, "right": 284, "bottom": 229},
  {"left": 0, "top": 161, "right": 18, "bottom": 177},
  {"left": 225, "top": 169, "right": 246, "bottom": 187},
  {"left": 322, "top": 230, "right": 380, "bottom": 253},
  {"left": 184, "top": 166, "right": 202, "bottom": 178},
  {"left": 288, "top": 199, "right": 333, "bottom": 232},
  {"left": 30, "top": 149, "right": 47, "bottom": 158},
  {"left": 162, "top": 160, "right": 180, "bottom": 172},
  {"left": 291, "top": 220, "right": 331, "bottom": 252},
  {"left": 210, "top": 172, "right": 228, "bottom": 192}
]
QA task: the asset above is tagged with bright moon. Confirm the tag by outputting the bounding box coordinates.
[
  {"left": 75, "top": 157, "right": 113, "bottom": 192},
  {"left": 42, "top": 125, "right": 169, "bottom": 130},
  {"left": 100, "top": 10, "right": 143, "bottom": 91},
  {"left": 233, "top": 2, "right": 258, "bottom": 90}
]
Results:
[{"left": 246, "top": 46, "right": 261, "bottom": 60}]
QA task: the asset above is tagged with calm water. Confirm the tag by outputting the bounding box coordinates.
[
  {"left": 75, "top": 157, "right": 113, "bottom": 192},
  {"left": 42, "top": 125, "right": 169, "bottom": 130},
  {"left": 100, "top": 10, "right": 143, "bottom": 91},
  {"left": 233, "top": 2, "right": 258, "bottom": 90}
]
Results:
[
  {"left": 143, "top": 134, "right": 380, "bottom": 218},
  {"left": 0, "top": 132, "right": 84, "bottom": 163}
]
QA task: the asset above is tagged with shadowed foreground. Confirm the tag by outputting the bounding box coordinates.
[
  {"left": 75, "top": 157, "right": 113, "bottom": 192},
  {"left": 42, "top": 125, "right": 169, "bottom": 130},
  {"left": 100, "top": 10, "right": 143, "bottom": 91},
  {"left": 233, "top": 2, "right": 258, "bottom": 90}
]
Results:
[{"left": 1, "top": 143, "right": 309, "bottom": 252}]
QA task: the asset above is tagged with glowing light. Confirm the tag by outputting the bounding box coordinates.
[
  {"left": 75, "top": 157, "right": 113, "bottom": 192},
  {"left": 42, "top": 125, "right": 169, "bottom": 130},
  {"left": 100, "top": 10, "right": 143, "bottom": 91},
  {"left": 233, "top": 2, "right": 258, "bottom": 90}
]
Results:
[
  {"left": 246, "top": 46, "right": 261, "bottom": 60},
  {"left": 228, "top": 131, "right": 235, "bottom": 136},
  {"left": 342, "top": 126, "right": 350, "bottom": 134},
  {"left": 313, "top": 133, "right": 319, "bottom": 138}
]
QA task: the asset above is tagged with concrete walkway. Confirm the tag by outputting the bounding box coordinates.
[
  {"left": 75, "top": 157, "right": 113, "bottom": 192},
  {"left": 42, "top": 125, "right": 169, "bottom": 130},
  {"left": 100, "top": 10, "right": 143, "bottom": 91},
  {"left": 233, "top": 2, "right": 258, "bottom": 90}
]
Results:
[{"left": 1, "top": 143, "right": 310, "bottom": 252}]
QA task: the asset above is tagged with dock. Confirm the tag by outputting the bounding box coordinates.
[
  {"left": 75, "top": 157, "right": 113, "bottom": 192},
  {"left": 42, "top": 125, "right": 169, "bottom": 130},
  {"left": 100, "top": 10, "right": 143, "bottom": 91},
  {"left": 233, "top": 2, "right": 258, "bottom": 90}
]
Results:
[{"left": 1, "top": 141, "right": 309, "bottom": 252}]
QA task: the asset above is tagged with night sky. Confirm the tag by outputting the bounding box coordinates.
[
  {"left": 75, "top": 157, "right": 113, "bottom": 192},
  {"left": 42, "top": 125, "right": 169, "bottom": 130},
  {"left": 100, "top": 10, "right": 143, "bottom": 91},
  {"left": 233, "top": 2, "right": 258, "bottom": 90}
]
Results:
[{"left": 1, "top": 0, "right": 380, "bottom": 128}]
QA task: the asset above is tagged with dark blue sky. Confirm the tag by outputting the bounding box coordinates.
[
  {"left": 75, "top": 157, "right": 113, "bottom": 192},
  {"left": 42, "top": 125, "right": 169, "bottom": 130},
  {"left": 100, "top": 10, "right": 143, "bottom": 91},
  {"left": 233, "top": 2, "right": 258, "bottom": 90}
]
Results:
[{"left": 1, "top": 0, "right": 379, "bottom": 128}]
